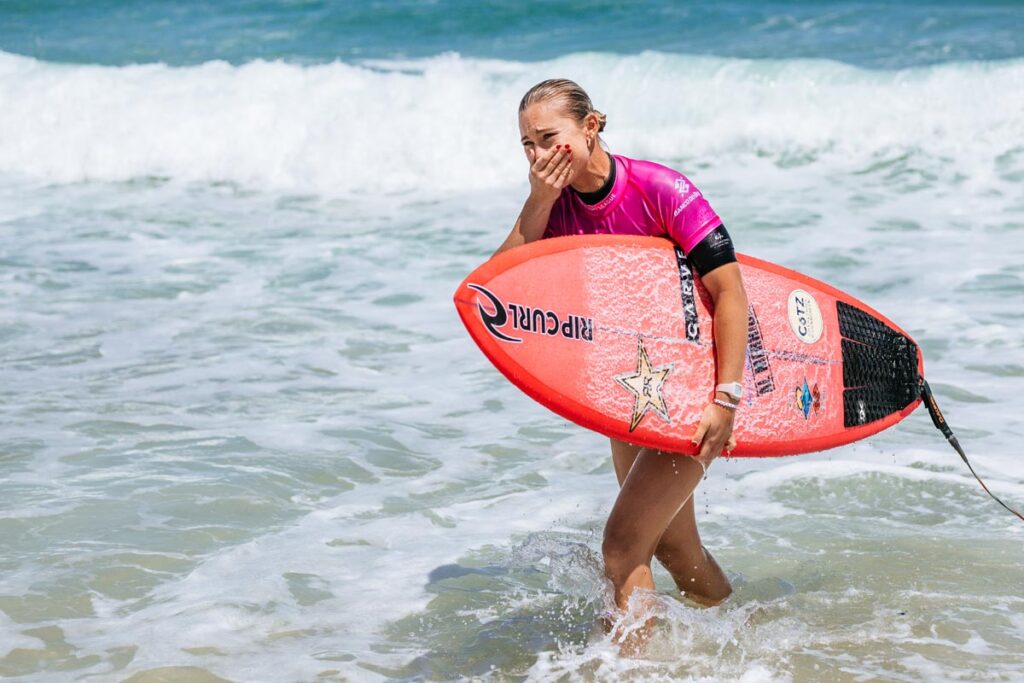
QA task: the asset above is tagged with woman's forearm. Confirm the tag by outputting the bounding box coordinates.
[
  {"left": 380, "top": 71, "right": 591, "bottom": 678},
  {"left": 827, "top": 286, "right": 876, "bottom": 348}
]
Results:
[
  {"left": 493, "top": 194, "right": 556, "bottom": 257},
  {"left": 519, "top": 194, "right": 556, "bottom": 242},
  {"left": 711, "top": 281, "right": 749, "bottom": 388}
]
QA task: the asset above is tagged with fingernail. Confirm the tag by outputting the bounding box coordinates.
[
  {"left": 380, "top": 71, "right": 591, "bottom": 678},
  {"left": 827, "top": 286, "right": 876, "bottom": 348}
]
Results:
[{"left": 555, "top": 144, "right": 561, "bottom": 149}]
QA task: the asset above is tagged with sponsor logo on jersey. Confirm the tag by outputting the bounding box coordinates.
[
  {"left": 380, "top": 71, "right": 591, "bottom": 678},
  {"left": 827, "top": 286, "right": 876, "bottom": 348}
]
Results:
[
  {"left": 674, "top": 177, "right": 690, "bottom": 196},
  {"left": 590, "top": 192, "right": 618, "bottom": 211},
  {"left": 672, "top": 189, "right": 702, "bottom": 218},
  {"left": 468, "top": 284, "right": 593, "bottom": 344}
]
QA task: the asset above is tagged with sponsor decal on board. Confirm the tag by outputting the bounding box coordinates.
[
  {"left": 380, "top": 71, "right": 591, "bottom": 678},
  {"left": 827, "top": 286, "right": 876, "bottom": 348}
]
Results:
[
  {"left": 794, "top": 378, "right": 822, "bottom": 419},
  {"left": 614, "top": 337, "right": 674, "bottom": 432},
  {"left": 673, "top": 248, "right": 700, "bottom": 342},
  {"left": 468, "top": 284, "right": 593, "bottom": 344},
  {"left": 856, "top": 399, "right": 868, "bottom": 425},
  {"left": 788, "top": 289, "right": 823, "bottom": 344},
  {"left": 746, "top": 305, "right": 775, "bottom": 396}
]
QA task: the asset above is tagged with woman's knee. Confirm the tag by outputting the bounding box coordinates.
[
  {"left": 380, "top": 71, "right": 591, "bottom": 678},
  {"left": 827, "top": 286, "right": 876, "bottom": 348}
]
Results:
[
  {"left": 652, "top": 538, "right": 703, "bottom": 571},
  {"left": 602, "top": 524, "right": 651, "bottom": 578}
]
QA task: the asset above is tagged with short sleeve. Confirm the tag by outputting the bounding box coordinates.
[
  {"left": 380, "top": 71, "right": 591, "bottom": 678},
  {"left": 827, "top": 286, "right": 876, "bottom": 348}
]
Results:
[{"left": 661, "top": 172, "right": 722, "bottom": 254}]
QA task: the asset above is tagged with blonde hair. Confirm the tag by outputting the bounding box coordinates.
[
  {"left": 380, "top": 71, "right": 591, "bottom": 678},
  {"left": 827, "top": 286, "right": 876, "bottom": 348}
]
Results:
[{"left": 518, "top": 78, "right": 607, "bottom": 132}]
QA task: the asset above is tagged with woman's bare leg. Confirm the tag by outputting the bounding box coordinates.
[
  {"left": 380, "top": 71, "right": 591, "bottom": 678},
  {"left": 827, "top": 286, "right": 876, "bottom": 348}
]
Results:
[
  {"left": 609, "top": 439, "right": 732, "bottom": 605},
  {"left": 654, "top": 495, "right": 731, "bottom": 606},
  {"left": 601, "top": 446, "right": 707, "bottom": 653}
]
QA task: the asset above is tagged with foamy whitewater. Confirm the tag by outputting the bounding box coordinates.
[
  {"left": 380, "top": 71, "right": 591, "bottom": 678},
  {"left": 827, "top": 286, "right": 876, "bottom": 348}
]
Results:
[{"left": 2, "top": 8, "right": 1024, "bottom": 682}]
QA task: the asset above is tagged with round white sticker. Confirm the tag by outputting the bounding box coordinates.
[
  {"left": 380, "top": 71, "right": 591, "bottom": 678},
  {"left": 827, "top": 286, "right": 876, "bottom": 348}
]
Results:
[{"left": 788, "top": 289, "right": 823, "bottom": 344}]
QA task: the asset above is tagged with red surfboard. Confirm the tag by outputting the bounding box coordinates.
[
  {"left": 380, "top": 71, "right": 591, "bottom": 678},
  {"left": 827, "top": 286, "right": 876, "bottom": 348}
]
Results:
[{"left": 454, "top": 235, "right": 924, "bottom": 457}]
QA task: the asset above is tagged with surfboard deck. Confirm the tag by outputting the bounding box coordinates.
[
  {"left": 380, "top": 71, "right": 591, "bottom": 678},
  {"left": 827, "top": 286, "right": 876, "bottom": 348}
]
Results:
[{"left": 454, "top": 235, "right": 924, "bottom": 457}]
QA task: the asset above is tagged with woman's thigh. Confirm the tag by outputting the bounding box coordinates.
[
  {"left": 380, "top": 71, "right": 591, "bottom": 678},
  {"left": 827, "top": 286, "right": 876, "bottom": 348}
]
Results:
[
  {"left": 604, "top": 445, "right": 706, "bottom": 559},
  {"left": 610, "top": 438, "right": 643, "bottom": 486}
]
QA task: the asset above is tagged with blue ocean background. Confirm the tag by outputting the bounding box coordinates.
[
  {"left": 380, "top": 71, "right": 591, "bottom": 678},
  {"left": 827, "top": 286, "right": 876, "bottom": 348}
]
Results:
[
  {"left": 4, "top": 1, "right": 1024, "bottom": 67},
  {"left": 2, "top": 2, "right": 1023, "bottom": 681}
]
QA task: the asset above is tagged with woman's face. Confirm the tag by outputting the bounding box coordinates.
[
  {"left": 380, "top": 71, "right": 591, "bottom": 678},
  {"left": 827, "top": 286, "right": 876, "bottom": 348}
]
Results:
[{"left": 518, "top": 101, "right": 592, "bottom": 169}]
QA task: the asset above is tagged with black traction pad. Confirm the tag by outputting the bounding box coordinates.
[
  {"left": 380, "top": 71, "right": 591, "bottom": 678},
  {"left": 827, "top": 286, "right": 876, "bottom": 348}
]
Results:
[{"left": 837, "top": 301, "right": 920, "bottom": 428}]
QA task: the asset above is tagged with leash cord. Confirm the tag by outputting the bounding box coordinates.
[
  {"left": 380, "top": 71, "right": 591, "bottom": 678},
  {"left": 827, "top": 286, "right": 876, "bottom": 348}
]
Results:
[{"left": 920, "top": 379, "right": 1024, "bottom": 523}]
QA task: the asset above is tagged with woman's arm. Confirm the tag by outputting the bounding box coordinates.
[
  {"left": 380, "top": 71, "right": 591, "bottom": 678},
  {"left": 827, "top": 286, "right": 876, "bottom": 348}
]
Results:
[
  {"left": 691, "top": 262, "right": 748, "bottom": 462},
  {"left": 703, "top": 262, "right": 748, "bottom": 394},
  {"left": 492, "top": 195, "right": 557, "bottom": 257}
]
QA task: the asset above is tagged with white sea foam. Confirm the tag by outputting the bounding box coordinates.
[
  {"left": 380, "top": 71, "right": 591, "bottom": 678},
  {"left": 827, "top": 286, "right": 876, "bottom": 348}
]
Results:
[{"left": 1, "top": 50, "right": 1022, "bottom": 194}]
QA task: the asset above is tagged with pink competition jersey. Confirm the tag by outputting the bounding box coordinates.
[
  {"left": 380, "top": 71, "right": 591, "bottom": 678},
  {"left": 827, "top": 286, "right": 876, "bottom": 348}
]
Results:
[{"left": 543, "top": 154, "right": 721, "bottom": 254}]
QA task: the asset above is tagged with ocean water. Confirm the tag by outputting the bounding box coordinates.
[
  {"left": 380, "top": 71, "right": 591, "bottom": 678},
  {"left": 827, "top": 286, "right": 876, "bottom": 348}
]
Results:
[{"left": 1, "top": 2, "right": 1023, "bottom": 681}]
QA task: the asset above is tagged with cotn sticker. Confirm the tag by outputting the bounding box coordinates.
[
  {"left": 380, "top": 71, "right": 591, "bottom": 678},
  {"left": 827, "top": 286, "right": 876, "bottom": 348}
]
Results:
[{"left": 787, "top": 289, "right": 823, "bottom": 344}]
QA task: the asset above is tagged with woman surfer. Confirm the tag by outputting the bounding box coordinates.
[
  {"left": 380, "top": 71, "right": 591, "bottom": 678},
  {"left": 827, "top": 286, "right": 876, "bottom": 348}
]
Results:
[{"left": 494, "top": 79, "right": 748, "bottom": 653}]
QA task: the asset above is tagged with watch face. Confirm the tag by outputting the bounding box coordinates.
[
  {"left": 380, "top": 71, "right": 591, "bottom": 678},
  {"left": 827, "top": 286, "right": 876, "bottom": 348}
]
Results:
[{"left": 719, "top": 382, "right": 743, "bottom": 398}]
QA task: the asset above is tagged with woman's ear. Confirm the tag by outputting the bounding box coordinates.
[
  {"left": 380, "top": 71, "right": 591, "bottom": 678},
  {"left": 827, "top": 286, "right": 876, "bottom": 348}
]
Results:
[{"left": 583, "top": 113, "right": 600, "bottom": 150}]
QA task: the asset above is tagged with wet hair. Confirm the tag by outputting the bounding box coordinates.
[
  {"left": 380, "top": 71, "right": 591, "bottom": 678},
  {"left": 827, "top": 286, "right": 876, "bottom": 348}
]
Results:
[{"left": 518, "top": 78, "right": 607, "bottom": 132}]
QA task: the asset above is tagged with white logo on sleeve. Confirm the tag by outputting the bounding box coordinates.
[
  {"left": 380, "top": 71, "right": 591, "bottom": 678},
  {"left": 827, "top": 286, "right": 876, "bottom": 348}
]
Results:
[
  {"left": 674, "top": 177, "right": 690, "bottom": 196},
  {"left": 672, "top": 191, "right": 701, "bottom": 217}
]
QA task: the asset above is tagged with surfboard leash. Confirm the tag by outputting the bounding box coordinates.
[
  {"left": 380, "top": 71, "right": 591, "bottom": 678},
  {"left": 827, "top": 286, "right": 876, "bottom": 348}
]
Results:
[{"left": 919, "top": 379, "right": 1024, "bottom": 523}]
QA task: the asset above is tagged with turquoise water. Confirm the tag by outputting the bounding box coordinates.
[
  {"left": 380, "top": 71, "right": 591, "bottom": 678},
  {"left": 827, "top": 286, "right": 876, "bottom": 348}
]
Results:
[
  {"left": 3, "top": 1, "right": 1024, "bottom": 67},
  {"left": 2, "top": 2, "right": 1024, "bottom": 682}
]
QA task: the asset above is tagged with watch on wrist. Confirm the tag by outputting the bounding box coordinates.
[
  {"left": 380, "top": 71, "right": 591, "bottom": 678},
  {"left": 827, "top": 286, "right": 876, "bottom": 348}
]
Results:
[{"left": 716, "top": 382, "right": 743, "bottom": 401}]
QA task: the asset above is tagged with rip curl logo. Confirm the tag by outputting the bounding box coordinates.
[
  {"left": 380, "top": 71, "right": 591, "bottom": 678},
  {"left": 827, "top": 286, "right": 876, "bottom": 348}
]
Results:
[
  {"left": 467, "top": 284, "right": 593, "bottom": 344},
  {"left": 468, "top": 284, "right": 521, "bottom": 343}
]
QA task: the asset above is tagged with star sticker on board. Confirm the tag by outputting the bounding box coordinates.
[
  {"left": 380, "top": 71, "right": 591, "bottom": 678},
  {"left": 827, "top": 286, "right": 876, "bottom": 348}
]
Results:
[{"left": 614, "top": 338, "right": 674, "bottom": 432}]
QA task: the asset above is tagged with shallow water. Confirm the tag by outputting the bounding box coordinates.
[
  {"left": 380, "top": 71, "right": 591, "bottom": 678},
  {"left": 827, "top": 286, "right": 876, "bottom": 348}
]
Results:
[{"left": 2, "top": 2, "right": 1024, "bottom": 681}]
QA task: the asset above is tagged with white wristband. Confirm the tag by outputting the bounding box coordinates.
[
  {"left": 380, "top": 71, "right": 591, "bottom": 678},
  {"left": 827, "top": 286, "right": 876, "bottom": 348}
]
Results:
[{"left": 713, "top": 398, "right": 738, "bottom": 411}]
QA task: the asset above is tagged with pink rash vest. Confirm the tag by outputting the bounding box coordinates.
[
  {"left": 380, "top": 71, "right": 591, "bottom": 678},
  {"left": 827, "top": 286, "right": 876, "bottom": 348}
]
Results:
[{"left": 543, "top": 154, "right": 721, "bottom": 254}]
